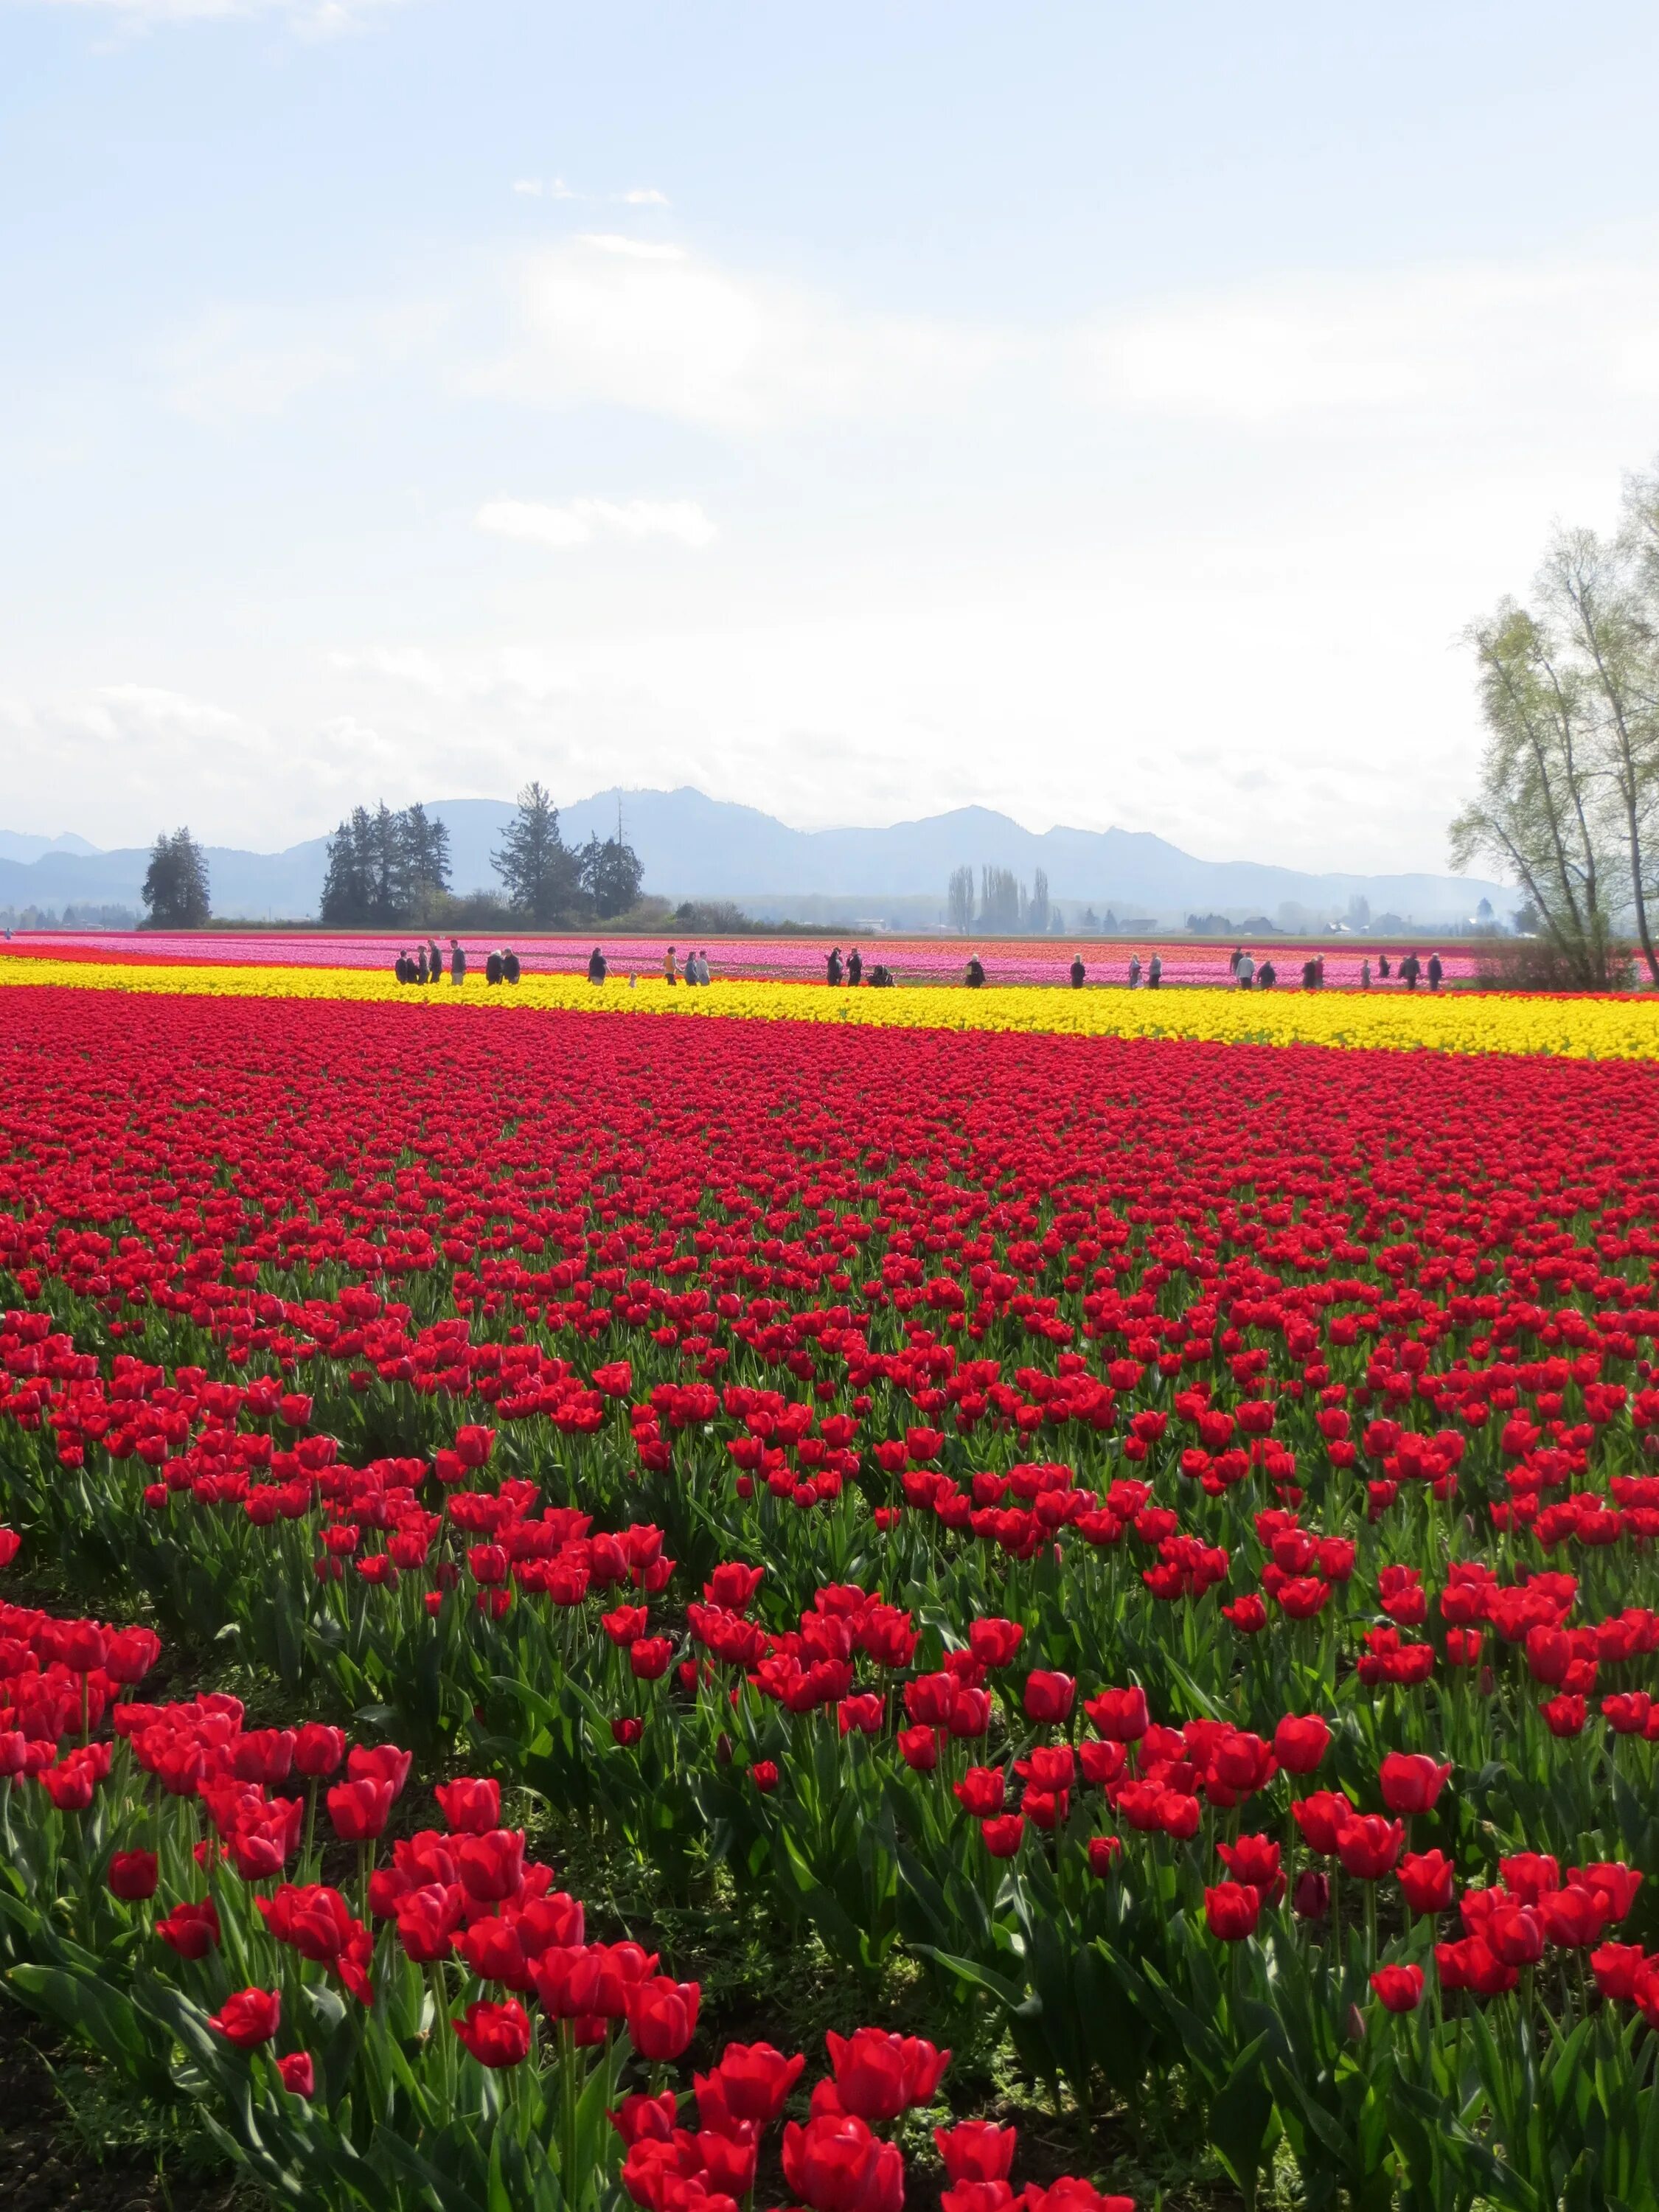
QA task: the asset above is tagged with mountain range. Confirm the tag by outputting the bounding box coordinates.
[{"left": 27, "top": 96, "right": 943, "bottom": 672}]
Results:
[{"left": 0, "top": 787, "right": 1509, "bottom": 930}]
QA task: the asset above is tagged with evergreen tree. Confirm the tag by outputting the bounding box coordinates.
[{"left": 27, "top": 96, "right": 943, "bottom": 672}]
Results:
[
  {"left": 141, "top": 828, "right": 211, "bottom": 928},
  {"left": 493, "top": 781, "right": 578, "bottom": 924},
  {"left": 320, "top": 808, "right": 374, "bottom": 924},
  {"left": 319, "top": 802, "right": 454, "bottom": 924},
  {"left": 402, "top": 804, "right": 452, "bottom": 910},
  {"left": 578, "top": 833, "right": 644, "bottom": 919}
]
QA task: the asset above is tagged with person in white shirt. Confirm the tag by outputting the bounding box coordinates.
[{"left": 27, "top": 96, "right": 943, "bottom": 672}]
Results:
[{"left": 1236, "top": 952, "right": 1256, "bottom": 990}]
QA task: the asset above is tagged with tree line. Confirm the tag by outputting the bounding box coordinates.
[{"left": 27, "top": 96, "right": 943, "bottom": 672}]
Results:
[
  {"left": 945, "top": 864, "right": 1060, "bottom": 934},
  {"left": 1452, "top": 457, "right": 1659, "bottom": 988},
  {"left": 137, "top": 785, "right": 645, "bottom": 931},
  {"left": 321, "top": 783, "right": 643, "bottom": 928}
]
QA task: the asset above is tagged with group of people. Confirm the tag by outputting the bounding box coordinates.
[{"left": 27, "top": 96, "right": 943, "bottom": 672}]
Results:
[
  {"left": 824, "top": 947, "right": 894, "bottom": 987},
  {"left": 392, "top": 939, "right": 521, "bottom": 987},
  {"left": 1227, "top": 945, "right": 1444, "bottom": 992},
  {"left": 661, "top": 945, "right": 712, "bottom": 986}
]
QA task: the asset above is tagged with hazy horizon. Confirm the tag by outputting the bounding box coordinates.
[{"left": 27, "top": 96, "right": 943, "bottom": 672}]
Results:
[{"left": 4, "top": 1, "right": 1658, "bottom": 880}]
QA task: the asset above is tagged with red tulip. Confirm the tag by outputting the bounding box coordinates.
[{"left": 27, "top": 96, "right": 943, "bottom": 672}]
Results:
[
  {"left": 209, "top": 1986, "right": 281, "bottom": 2049},
  {"left": 156, "top": 1897, "right": 220, "bottom": 1958},
  {"left": 1334, "top": 1814, "right": 1405, "bottom": 1880},
  {"left": 434, "top": 1776, "right": 501, "bottom": 1834},
  {"left": 1023, "top": 1672, "right": 1075, "bottom": 1725},
  {"left": 1537, "top": 1885, "right": 1606, "bottom": 1951},
  {"left": 1291, "top": 1790, "right": 1352, "bottom": 1857},
  {"left": 1378, "top": 1753, "right": 1451, "bottom": 1815},
  {"left": 453, "top": 1999, "right": 531, "bottom": 2068},
  {"left": 276, "top": 2051, "right": 315, "bottom": 2098},
  {"left": 935, "top": 2121, "right": 1017, "bottom": 2183},
  {"left": 967, "top": 1618, "right": 1024, "bottom": 1669},
  {"left": 1084, "top": 1686, "right": 1148, "bottom": 1742},
  {"left": 327, "top": 1778, "right": 394, "bottom": 1842},
  {"left": 1436, "top": 1936, "right": 1517, "bottom": 1997},
  {"left": 455, "top": 1828, "right": 526, "bottom": 1904},
  {"left": 107, "top": 1848, "right": 159, "bottom": 1902},
  {"left": 1272, "top": 1713, "right": 1330, "bottom": 1774},
  {"left": 625, "top": 1977, "right": 700, "bottom": 2062},
  {"left": 1371, "top": 1964, "right": 1425, "bottom": 2013},
  {"left": 1590, "top": 1941, "right": 1647, "bottom": 2002},
  {"left": 955, "top": 1766, "right": 1006, "bottom": 1817},
  {"left": 698, "top": 2040, "right": 806, "bottom": 2125},
  {"left": 781, "top": 2112, "right": 905, "bottom": 2212},
  {"left": 1203, "top": 1882, "right": 1261, "bottom": 1941},
  {"left": 346, "top": 1744, "right": 412, "bottom": 1798},
  {"left": 1397, "top": 1850, "right": 1456, "bottom": 1916},
  {"left": 1216, "top": 1834, "right": 1283, "bottom": 1899},
  {"left": 981, "top": 1814, "right": 1026, "bottom": 1858},
  {"left": 293, "top": 1724, "right": 346, "bottom": 1778}
]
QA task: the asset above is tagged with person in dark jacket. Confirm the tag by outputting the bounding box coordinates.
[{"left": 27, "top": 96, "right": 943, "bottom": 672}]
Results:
[
  {"left": 827, "top": 947, "right": 844, "bottom": 987},
  {"left": 449, "top": 938, "right": 466, "bottom": 986},
  {"left": 588, "top": 947, "right": 606, "bottom": 984},
  {"left": 1427, "top": 952, "right": 1443, "bottom": 990},
  {"left": 394, "top": 950, "right": 410, "bottom": 984},
  {"left": 869, "top": 963, "right": 893, "bottom": 987},
  {"left": 415, "top": 945, "right": 428, "bottom": 984},
  {"left": 846, "top": 947, "right": 863, "bottom": 986},
  {"left": 1070, "top": 956, "right": 1085, "bottom": 988},
  {"left": 502, "top": 948, "right": 520, "bottom": 984},
  {"left": 485, "top": 949, "right": 504, "bottom": 987},
  {"left": 1258, "top": 959, "right": 1276, "bottom": 990},
  {"left": 1378, "top": 952, "right": 1391, "bottom": 979},
  {"left": 1301, "top": 957, "right": 1318, "bottom": 990},
  {"left": 1400, "top": 951, "right": 1421, "bottom": 990},
  {"left": 965, "top": 956, "right": 985, "bottom": 988}
]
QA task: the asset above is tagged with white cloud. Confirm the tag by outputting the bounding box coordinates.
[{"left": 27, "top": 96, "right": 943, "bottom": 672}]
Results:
[
  {"left": 481, "top": 232, "right": 1020, "bottom": 433},
  {"left": 512, "top": 176, "right": 577, "bottom": 201},
  {"left": 1082, "top": 256, "right": 1659, "bottom": 427},
  {"left": 476, "top": 496, "right": 717, "bottom": 552},
  {"left": 619, "top": 188, "right": 669, "bottom": 207},
  {"left": 30, "top": 0, "right": 408, "bottom": 30}
]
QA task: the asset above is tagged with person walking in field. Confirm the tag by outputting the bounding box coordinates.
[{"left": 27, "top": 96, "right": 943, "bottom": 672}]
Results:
[
  {"left": 663, "top": 945, "right": 678, "bottom": 986},
  {"left": 827, "top": 947, "right": 844, "bottom": 987},
  {"left": 693, "top": 949, "right": 711, "bottom": 984},
  {"left": 502, "top": 947, "right": 520, "bottom": 984},
  {"left": 1070, "top": 955, "right": 1085, "bottom": 988},
  {"left": 1236, "top": 950, "right": 1255, "bottom": 989},
  {"left": 1128, "top": 953, "right": 1141, "bottom": 987},
  {"left": 484, "top": 948, "right": 504, "bottom": 987},
  {"left": 1427, "top": 952, "right": 1443, "bottom": 990},
  {"left": 588, "top": 947, "right": 607, "bottom": 984},
  {"left": 1148, "top": 953, "right": 1162, "bottom": 988},
  {"left": 1229, "top": 945, "right": 1242, "bottom": 976},
  {"left": 427, "top": 937, "right": 441, "bottom": 982},
  {"left": 1378, "top": 952, "right": 1391, "bottom": 980},
  {"left": 965, "top": 955, "right": 985, "bottom": 988},
  {"left": 684, "top": 947, "right": 698, "bottom": 984},
  {"left": 415, "top": 945, "right": 428, "bottom": 984},
  {"left": 1361, "top": 957, "right": 1371, "bottom": 990},
  {"left": 846, "top": 947, "right": 863, "bottom": 986},
  {"left": 1400, "top": 950, "right": 1421, "bottom": 990},
  {"left": 1257, "top": 958, "right": 1276, "bottom": 989},
  {"left": 449, "top": 938, "right": 466, "bottom": 987}
]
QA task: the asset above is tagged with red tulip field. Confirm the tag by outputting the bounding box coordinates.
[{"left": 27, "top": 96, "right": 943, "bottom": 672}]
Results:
[{"left": 4, "top": 973, "right": 1659, "bottom": 2211}]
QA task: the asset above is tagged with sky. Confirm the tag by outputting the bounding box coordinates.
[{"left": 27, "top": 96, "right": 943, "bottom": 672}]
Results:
[{"left": 2, "top": 1, "right": 1658, "bottom": 874}]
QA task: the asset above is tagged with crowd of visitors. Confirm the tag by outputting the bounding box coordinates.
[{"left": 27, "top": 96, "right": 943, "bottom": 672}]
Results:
[
  {"left": 392, "top": 938, "right": 520, "bottom": 987},
  {"left": 389, "top": 936, "right": 1452, "bottom": 995}
]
